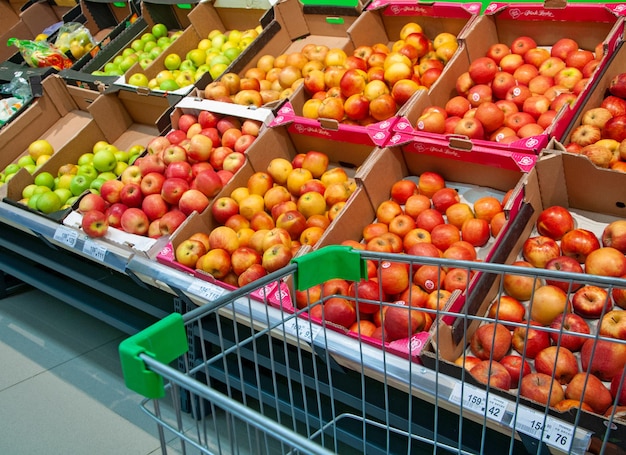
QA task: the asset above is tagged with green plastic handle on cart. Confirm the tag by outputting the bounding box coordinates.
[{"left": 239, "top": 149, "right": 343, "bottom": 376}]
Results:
[
  {"left": 291, "top": 245, "right": 367, "bottom": 291},
  {"left": 119, "top": 313, "right": 188, "bottom": 399}
]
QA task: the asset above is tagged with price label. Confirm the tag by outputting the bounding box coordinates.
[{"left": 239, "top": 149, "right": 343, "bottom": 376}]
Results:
[
  {"left": 54, "top": 226, "right": 78, "bottom": 247},
  {"left": 282, "top": 318, "right": 320, "bottom": 344},
  {"left": 187, "top": 281, "right": 227, "bottom": 301},
  {"left": 82, "top": 240, "right": 107, "bottom": 262},
  {"left": 449, "top": 382, "right": 507, "bottom": 423},
  {"left": 511, "top": 407, "right": 574, "bottom": 452}
]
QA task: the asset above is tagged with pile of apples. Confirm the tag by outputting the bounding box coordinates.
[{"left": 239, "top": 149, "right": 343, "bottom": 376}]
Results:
[
  {"left": 203, "top": 22, "right": 458, "bottom": 121},
  {"left": 294, "top": 172, "right": 510, "bottom": 342},
  {"left": 127, "top": 26, "right": 263, "bottom": 91},
  {"left": 173, "top": 150, "right": 356, "bottom": 288},
  {"left": 80, "top": 111, "right": 262, "bottom": 238},
  {"left": 458, "top": 205, "right": 626, "bottom": 419},
  {"left": 564, "top": 72, "right": 626, "bottom": 171},
  {"left": 415, "top": 36, "right": 602, "bottom": 144},
  {"left": 15, "top": 140, "right": 143, "bottom": 215},
  {"left": 2, "top": 139, "right": 56, "bottom": 185}
]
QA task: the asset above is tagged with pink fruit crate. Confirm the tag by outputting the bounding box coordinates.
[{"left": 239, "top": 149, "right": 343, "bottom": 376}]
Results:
[{"left": 390, "top": 1, "right": 626, "bottom": 156}]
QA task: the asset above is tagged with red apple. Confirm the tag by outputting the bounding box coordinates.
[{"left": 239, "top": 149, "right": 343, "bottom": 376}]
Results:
[
  {"left": 572, "top": 285, "right": 611, "bottom": 319},
  {"left": 581, "top": 338, "right": 626, "bottom": 381},
  {"left": 520, "top": 372, "right": 564, "bottom": 407},
  {"left": 469, "top": 322, "right": 512, "bottom": 361},
  {"left": 487, "top": 295, "right": 526, "bottom": 329},
  {"left": 585, "top": 247, "right": 626, "bottom": 277},
  {"left": 565, "top": 372, "right": 613, "bottom": 415},
  {"left": 544, "top": 256, "right": 584, "bottom": 292},
  {"left": 549, "top": 313, "right": 590, "bottom": 352},
  {"left": 522, "top": 235, "right": 561, "bottom": 268},
  {"left": 141, "top": 193, "right": 169, "bottom": 221},
  {"left": 500, "top": 355, "right": 531, "bottom": 389},
  {"left": 159, "top": 209, "right": 187, "bottom": 236},
  {"left": 81, "top": 210, "right": 108, "bottom": 237},
  {"left": 560, "top": 228, "right": 601, "bottom": 263},
  {"left": 470, "top": 360, "right": 511, "bottom": 390},
  {"left": 600, "top": 309, "right": 626, "bottom": 340},
  {"left": 512, "top": 321, "right": 552, "bottom": 359},
  {"left": 534, "top": 345, "right": 579, "bottom": 385},
  {"left": 120, "top": 207, "right": 150, "bottom": 236}
]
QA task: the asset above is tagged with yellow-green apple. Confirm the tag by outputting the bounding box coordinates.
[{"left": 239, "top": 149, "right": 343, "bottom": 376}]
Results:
[
  {"left": 572, "top": 285, "right": 610, "bottom": 319},
  {"left": 554, "top": 67, "right": 583, "bottom": 90},
  {"left": 158, "top": 209, "right": 186, "bottom": 236},
  {"left": 262, "top": 243, "right": 292, "bottom": 273},
  {"left": 544, "top": 256, "right": 584, "bottom": 292},
  {"left": 100, "top": 179, "right": 125, "bottom": 205},
  {"left": 81, "top": 210, "right": 109, "bottom": 237},
  {"left": 120, "top": 207, "right": 150, "bottom": 235},
  {"left": 444, "top": 203, "right": 474, "bottom": 230},
  {"left": 500, "top": 355, "right": 531, "bottom": 389},
  {"left": 565, "top": 372, "right": 613, "bottom": 415},
  {"left": 549, "top": 313, "right": 590, "bottom": 352},
  {"left": 140, "top": 172, "right": 166, "bottom": 196},
  {"left": 512, "top": 321, "right": 552, "bottom": 359},
  {"left": 415, "top": 208, "right": 445, "bottom": 232},
  {"left": 503, "top": 260, "right": 541, "bottom": 301},
  {"left": 487, "top": 295, "right": 526, "bottom": 329},
  {"left": 520, "top": 372, "right": 564, "bottom": 407},
  {"left": 222, "top": 152, "right": 246, "bottom": 174},
  {"left": 585, "top": 247, "right": 626, "bottom": 277},
  {"left": 141, "top": 193, "right": 168, "bottom": 221},
  {"left": 522, "top": 235, "right": 561, "bottom": 268},
  {"left": 78, "top": 193, "right": 106, "bottom": 213},
  {"left": 178, "top": 189, "right": 210, "bottom": 215},
  {"left": 581, "top": 338, "right": 626, "bottom": 381},
  {"left": 208, "top": 225, "right": 239, "bottom": 254},
  {"left": 530, "top": 284, "right": 570, "bottom": 326},
  {"left": 534, "top": 345, "right": 579, "bottom": 385},
  {"left": 104, "top": 202, "right": 128, "bottom": 228},
  {"left": 196, "top": 248, "right": 231, "bottom": 279},
  {"left": 469, "top": 322, "right": 511, "bottom": 361},
  {"left": 233, "top": 90, "right": 263, "bottom": 108},
  {"left": 560, "top": 228, "right": 600, "bottom": 263},
  {"left": 175, "top": 239, "right": 207, "bottom": 268},
  {"left": 470, "top": 360, "right": 512, "bottom": 390},
  {"left": 600, "top": 310, "right": 626, "bottom": 340},
  {"left": 121, "top": 165, "right": 143, "bottom": 185}
]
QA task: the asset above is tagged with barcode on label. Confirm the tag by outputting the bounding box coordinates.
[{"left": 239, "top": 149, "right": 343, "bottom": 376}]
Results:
[
  {"left": 54, "top": 226, "right": 78, "bottom": 247},
  {"left": 82, "top": 240, "right": 107, "bottom": 262},
  {"left": 187, "top": 281, "right": 227, "bottom": 301},
  {"left": 282, "top": 318, "right": 320, "bottom": 343},
  {"left": 449, "top": 382, "right": 507, "bottom": 423}
]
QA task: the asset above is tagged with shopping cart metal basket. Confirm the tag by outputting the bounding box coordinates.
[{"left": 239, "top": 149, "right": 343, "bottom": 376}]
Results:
[{"left": 120, "top": 245, "right": 626, "bottom": 455}]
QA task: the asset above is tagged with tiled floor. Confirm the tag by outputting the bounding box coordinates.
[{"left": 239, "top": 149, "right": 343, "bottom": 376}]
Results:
[{"left": 0, "top": 285, "right": 173, "bottom": 454}]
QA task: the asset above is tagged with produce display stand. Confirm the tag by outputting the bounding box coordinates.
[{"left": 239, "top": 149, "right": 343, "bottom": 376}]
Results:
[{"left": 120, "top": 246, "right": 626, "bottom": 454}]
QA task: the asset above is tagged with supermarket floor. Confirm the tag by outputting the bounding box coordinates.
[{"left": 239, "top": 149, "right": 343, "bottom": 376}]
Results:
[{"left": 0, "top": 284, "right": 183, "bottom": 454}]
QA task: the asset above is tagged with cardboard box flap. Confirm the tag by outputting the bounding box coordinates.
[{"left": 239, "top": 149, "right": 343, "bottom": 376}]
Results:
[
  {"left": 186, "top": 2, "right": 265, "bottom": 42},
  {"left": 40, "top": 75, "right": 83, "bottom": 116},
  {"left": 141, "top": 0, "right": 196, "bottom": 30}
]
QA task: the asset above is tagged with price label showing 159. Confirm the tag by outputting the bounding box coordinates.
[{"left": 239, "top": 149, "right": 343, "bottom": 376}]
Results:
[{"left": 449, "top": 382, "right": 507, "bottom": 423}]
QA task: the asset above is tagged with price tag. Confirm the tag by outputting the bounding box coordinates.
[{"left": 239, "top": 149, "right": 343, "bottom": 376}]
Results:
[
  {"left": 511, "top": 407, "right": 573, "bottom": 452},
  {"left": 282, "top": 318, "right": 320, "bottom": 344},
  {"left": 449, "top": 382, "right": 507, "bottom": 423},
  {"left": 82, "top": 240, "right": 107, "bottom": 262},
  {"left": 53, "top": 226, "right": 78, "bottom": 247},
  {"left": 187, "top": 281, "right": 227, "bottom": 301}
]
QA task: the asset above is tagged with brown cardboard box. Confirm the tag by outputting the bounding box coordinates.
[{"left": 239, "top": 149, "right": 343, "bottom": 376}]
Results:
[{"left": 392, "top": 2, "right": 624, "bottom": 156}]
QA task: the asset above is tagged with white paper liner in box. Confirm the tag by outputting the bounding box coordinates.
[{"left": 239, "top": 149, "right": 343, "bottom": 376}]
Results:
[
  {"left": 173, "top": 96, "right": 276, "bottom": 126},
  {"left": 64, "top": 210, "right": 158, "bottom": 252}
]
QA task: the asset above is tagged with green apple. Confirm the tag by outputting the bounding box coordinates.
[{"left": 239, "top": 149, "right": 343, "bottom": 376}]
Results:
[
  {"left": 128, "top": 73, "right": 150, "bottom": 87},
  {"left": 164, "top": 53, "right": 182, "bottom": 71},
  {"left": 36, "top": 191, "right": 62, "bottom": 214},
  {"left": 209, "top": 54, "right": 230, "bottom": 68},
  {"left": 122, "top": 48, "right": 136, "bottom": 57},
  {"left": 152, "top": 23, "right": 168, "bottom": 39},
  {"left": 34, "top": 171, "right": 55, "bottom": 189},
  {"left": 114, "top": 161, "right": 128, "bottom": 176},
  {"left": 23, "top": 164, "right": 36, "bottom": 174},
  {"left": 92, "top": 149, "right": 117, "bottom": 172},
  {"left": 186, "top": 49, "right": 206, "bottom": 68},
  {"left": 77, "top": 164, "right": 98, "bottom": 182},
  {"left": 157, "top": 37, "right": 170, "bottom": 48},
  {"left": 77, "top": 152, "right": 94, "bottom": 166},
  {"left": 65, "top": 196, "right": 79, "bottom": 207},
  {"left": 209, "top": 63, "right": 228, "bottom": 80},
  {"left": 27, "top": 193, "right": 41, "bottom": 210},
  {"left": 211, "top": 34, "right": 226, "bottom": 50},
  {"left": 179, "top": 59, "right": 196, "bottom": 72},
  {"left": 33, "top": 186, "right": 51, "bottom": 195},
  {"left": 159, "top": 79, "right": 180, "bottom": 91},
  {"left": 22, "top": 183, "right": 38, "bottom": 199},
  {"left": 130, "top": 39, "right": 144, "bottom": 52},
  {"left": 228, "top": 30, "right": 242, "bottom": 44},
  {"left": 4, "top": 163, "right": 21, "bottom": 175},
  {"left": 141, "top": 33, "right": 156, "bottom": 44},
  {"left": 56, "top": 174, "right": 73, "bottom": 190},
  {"left": 54, "top": 188, "right": 72, "bottom": 205},
  {"left": 223, "top": 47, "right": 241, "bottom": 62},
  {"left": 98, "top": 171, "right": 117, "bottom": 181},
  {"left": 149, "top": 46, "right": 163, "bottom": 60},
  {"left": 119, "top": 55, "right": 138, "bottom": 73},
  {"left": 90, "top": 177, "right": 106, "bottom": 192},
  {"left": 114, "top": 150, "right": 130, "bottom": 163},
  {"left": 17, "top": 155, "right": 36, "bottom": 168},
  {"left": 141, "top": 42, "right": 155, "bottom": 54},
  {"left": 113, "top": 55, "right": 124, "bottom": 66},
  {"left": 70, "top": 175, "right": 91, "bottom": 196},
  {"left": 139, "top": 58, "right": 152, "bottom": 70},
  {"left": 175, "top": 70, "right": 195, "bottom": 88}
]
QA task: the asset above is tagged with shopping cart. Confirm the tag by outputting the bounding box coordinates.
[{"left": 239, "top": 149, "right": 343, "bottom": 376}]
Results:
[{"left": 120, "top": 245, "right": 626, "bottom": 455}]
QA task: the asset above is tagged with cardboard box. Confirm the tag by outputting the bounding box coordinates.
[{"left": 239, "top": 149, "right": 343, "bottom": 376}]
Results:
[
  {"left": 3, "top": 79, "right": 171, "bottom": 223},
  {"left": 156, "top": 122, "right": 376, "bottom": 286},
  {"left": 391, "top": 2, "right": 625, "bottom": 157},
  {"left": 269, "top": 1, "right": 479, "bottom": 146},
  {"left": 421, "top": 149, "right": 626, "bottom": 447}
]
